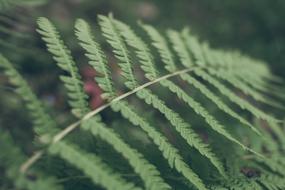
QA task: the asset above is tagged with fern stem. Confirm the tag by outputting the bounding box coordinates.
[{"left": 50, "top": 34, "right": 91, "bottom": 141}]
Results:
[{"left": 20, "top": 67, "right": 198, "bottom": 173}]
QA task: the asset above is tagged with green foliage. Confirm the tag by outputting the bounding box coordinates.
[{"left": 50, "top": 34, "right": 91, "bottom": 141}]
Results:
[
  {"left": 0, "top": 0, "right": 46, "bottom": 11},
  {"left": 49, "top": 140, "right": 141, "bottom": 190},
  {"left": 0, "top": 54, "right": 57, "bottom": 138},
  {"left": 37, "top": 17, "right": 90, "bottom": 118},
  {"left": 75, "top": 19, "right": 115, "bottom": 100},
  {"left": 0, "top": 14, "right": 285, "bottom": 190},
  {"left": 0, "top": 129, "right": 62, "bottom": 190}
]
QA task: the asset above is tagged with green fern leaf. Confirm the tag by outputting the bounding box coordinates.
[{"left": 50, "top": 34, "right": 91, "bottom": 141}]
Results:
[
  {"left": 75, "top": 19, "right": 171, "bottom": 190},
  {"left": 0, "top": 55, "right": 57, "bottom": 138},
  {"left": 159, "top": 79, "right": 261, "bottom": 156},
  {"left": 0, "top": 129, "right": 62, "bottom": 190},
  {"left": 140, "top": 23, "right": 177, "bottom": 72},
  {"left": 258, "top": 173, "right": 285, "bottom": 190},
  {"left": 49, "top": 141, "right": 142, "bottom": 190},
  {"left": 111, "top": 101, "right": 208, "bottom": 190},
  {"left": 75, "top": 19, "right": 115, "bottom": 100},
  {"left": 181, "top": 74, "right": 261, "bottom": 135},
  {"left": 142, "top": 24, "right": 261, "bottom": 135},
  {"left": 207, "top": 68, "right": 284, "bottom": 110},
  {"left": 101, "top": 15, "right": 226, "bottom": 185},
  {"left": 81, "top": 117, "right": 171, "bottom": 190},
  {"left": 178, "top": 29, "right": 281, "bottom": 124},
  {"left": 137, "top": 88, "right": 227, "bottom": 179},
  {"left": 98, "top": 14, "right": 137, "bottom": 89},
  {"left": 196, "top": 69, "right": 280, "bottom": 124},
  {"left": 116, "top": 20, "right": 231, "bottom": 176},
  {"left": 114, "top": 19, "right": 158, "bottom": 80},
  {"left": 37, "top": 17, "right": 90, "bottom": 118}
]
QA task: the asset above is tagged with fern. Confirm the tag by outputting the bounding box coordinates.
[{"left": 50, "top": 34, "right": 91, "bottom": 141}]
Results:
[
  {"left": 141, "top": 24, "right": 262, "bottom": 135},
  {"left": 0, "top": 54, "right": 57, "bottom": 139},
  {"left": 111, "top": 101, "right": 207, "bottom": 189},
  {"left": 37, "top": 17, "right": 90, "bottom": 118},
  {"left": 75, "top": 19, "right": 205, "bottom": 189},
  {"left": 98, "top": 14, "right": 138, "bottom": 89},
  {"left": 75, "top": 19, "right": 115, "bottom": 100},
  {"left": 0, "top": 129, "right": 62, "bottom": 190},
  {"left": 81, "top": 117, "right": 171, "bottom": 190},
  {"left": 116, "top": 17, "right": 229, "bottom": 175},
  {"left": 100, "top": 15, "right": 226, "bottom": 187},
  {"left": 206, "top": 67, "right": 284, "bottom": 109},
  {"left": 49, "top": 140, "right": 141, "bottom": 190},
  {"left": 120, "top": 24, "right": 260, "bottom": 155},
  {"left": 43, "top": 18, "right": 171, "bottom": 190},
  {"left": 258, "top": 174, "right": 285, "bottom": 190},
  {"left": 1, "top": 13, "right": 284, "bottom": 190},
  {"left": 179, "top": 30, "right": 282, "bottom": 124}
]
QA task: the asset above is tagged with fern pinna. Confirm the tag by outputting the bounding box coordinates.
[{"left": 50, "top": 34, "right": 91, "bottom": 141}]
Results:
[{"left": 0, "top": 14, "right": 285, "bottom": 190}]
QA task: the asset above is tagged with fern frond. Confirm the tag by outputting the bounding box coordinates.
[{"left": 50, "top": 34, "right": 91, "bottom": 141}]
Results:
[
  {"left": 254, "top": 156, "right": 285, "bottom": 176},
  {"left": 178, "top": 30, "right": 280, "bottom": 124},
  {"left": 119, "top": 21, "right": 236, "bottom": 162},
  {"left": 159, "top": 79, "right": 261, "bottom": 156},
  {"left": 163, "top": 30, "right": 266, "bottom": 155},
  {"left": 11, "top": 14, "right": 284, "bottom": 190},
  {"left": 258, "top": 173, "right": 285, "bottom": 190},
  {"left": 115, "top": 21, "right": 243, "bottom": 156},
  {"left": 197, "top": 46, "right": 285, "bottom": 107},
  {"left": 101, "top": 16, "right": 226, "bottom": 183},
  {"left": 81, "top": 117, "right": 171, "bottom": 190},
  {"left": 75, "top": 19, "right": 171, "bottom": 190},
  {"left": 76, "top": 18, "right": 207, "bottom": 189},
  {"left": 137, "top": 88, "right": 227, "bottom": 179},
  {"left": 100, "top": 14, "right": 222, "bottom": 189},
  {"left": 114, "top": 19, "right": 158, "bottom": 80},
  {"left": 75, "top": 18, "right": 210, "bottom": 189},
  {"left": 165, "top": 31, "right": 263, "bottom": 155},
  {"left": 0, "top": 130, "right": 62, "bottom": 190},
  {"left": 49, "top": 141, "right": 142, "bottom": 190},
  {"left": 38, "top": 18, "right": 153, "bottom": 190},
  {"left": 140, "top": 23, "right": 177, "bottom": 72},
  {"left": 235, "top": 69, "right": 285, "bottom": 101},
  {"left": 245, "top": 77, "right": 285, "bottom": 102},
  {"left": 75, "top": 19, "right": 115, "bottom": 100},
  {"left": 111, "top": 101, "right": 208, "bottom": 190},
  {"left": 267, "top": 121, "right": 285, "bottom": 149},
  {"left": 37, "top": 17, "right": 90, "bottom": 118},
  {"left": 207, "top": 68, "right": 284, "bottom": 110},
  {"left": 141, "top": 25, "right": 260, "bottom": 135},
  {"left": 195, "top": 69, "right": 279, "bottom": 124},
  {"left": 167, "top": 29, "right": 194, "bottom": 67},
  {"left": 0, "top": 55, "right": 57, "bottom": 137},
  {"left": 215, "top": 177, "right": 262, "bottom": 190},
  {"left": 180, "top": 74, "right": 261, "bottom": 135},
  {"left": 98, "top": 14, "right": 138, "bottom": 89}
]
